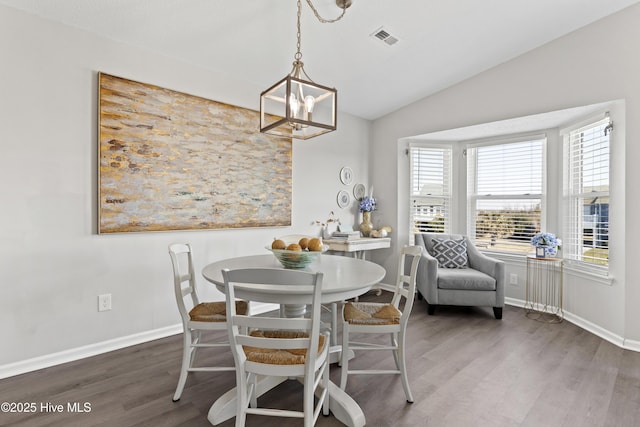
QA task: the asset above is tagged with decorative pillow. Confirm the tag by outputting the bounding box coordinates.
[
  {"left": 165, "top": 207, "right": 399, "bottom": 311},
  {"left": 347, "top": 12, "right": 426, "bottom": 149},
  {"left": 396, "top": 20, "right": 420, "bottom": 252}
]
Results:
[{"left": 431, "top": 238, "right": 468, "bottom": 268}]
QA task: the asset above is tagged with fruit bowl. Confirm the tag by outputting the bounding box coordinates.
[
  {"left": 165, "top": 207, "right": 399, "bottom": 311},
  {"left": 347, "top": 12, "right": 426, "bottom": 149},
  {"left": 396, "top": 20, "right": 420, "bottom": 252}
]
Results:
[{"left": 266, "top": 246, "right": 327, "bottom": 269}]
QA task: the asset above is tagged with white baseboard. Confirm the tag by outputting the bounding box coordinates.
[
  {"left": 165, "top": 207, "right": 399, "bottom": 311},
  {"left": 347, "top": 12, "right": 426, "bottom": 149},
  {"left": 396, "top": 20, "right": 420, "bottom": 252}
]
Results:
[
  {"left": 0, "top": 302, "right": 279, "bottom": 380},
  {"left": 3, "top": 300, "right": 635, "bottom": 379},
  {"left": 563, "top": 311, "right": 625, "bottom": 348},
  {"left": 505, "top": 297, "right": 525, "bottom": 308},
  {"left": 623, "top": 338, "right": 640, "bottom": 352},
  {"left": 506, "top": 298, "right": 631, "bottom": 350},
  {"left": 0, "top": 324, "right": 183, "bottom": 380}
]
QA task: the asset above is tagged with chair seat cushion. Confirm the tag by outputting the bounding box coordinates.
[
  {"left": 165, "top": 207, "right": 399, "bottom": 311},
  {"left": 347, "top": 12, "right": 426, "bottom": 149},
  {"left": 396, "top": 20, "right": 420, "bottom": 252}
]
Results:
[
  {"left": 343, "top": 302, "right": 401, "bottom": 325},
  {"left": 189, "top": 300, "right": 248, "bottom": 322},
  {"left": 437, "top": 268, "right": 496, "bottom": 291},
  {"left": 243, "top": 330, "right": 326, "bottom": 365}
]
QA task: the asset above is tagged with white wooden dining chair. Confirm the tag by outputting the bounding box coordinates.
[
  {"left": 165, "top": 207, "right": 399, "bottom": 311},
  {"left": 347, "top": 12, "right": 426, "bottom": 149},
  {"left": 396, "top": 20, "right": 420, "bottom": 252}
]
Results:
[
  {"left": 275, "top": 234, "right": 339, "bottom": 346},
  {"left": 339, "top": 245, "right": 422, "bottom": 403},
  {"left": 222, "top": 267, "right": 330, "bottom": 427},
  {"left": 168, "top": 243, "right": 249, "bottom": 402}
]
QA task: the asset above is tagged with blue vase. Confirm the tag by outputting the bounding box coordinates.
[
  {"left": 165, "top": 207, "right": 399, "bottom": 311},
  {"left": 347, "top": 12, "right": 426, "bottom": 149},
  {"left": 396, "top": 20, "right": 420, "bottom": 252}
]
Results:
[{"left": 534, "top": 245, "right": 558, "bottom": 258}]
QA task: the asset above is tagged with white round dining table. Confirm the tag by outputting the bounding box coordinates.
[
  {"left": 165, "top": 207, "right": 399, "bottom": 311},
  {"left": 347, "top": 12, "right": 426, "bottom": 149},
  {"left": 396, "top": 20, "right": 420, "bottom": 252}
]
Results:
[
  {"left": 201, "top": 253, "right": 386, "bottom": 427},
  {"left": 202, "top": 253, "right": 385, "bottom": 314}
]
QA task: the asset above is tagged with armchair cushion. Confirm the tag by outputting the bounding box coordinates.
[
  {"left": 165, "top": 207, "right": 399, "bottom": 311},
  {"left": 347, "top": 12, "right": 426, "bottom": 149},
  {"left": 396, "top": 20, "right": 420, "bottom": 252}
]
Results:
[
  {"left": 437, "top": 268, "right": 496, "bottom": 291},
  {"left": 431, "top": 237, "right": 468, "bottom": 268}
]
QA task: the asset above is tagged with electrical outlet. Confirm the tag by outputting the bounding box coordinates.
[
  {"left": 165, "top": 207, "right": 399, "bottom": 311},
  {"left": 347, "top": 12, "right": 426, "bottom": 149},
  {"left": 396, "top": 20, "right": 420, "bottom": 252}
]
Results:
[
  {"left": 98, "top": 294, "right": 112, "bottom": 312},
  {"left": 509, "top": 274, "right": 518, "bottom": 285}
]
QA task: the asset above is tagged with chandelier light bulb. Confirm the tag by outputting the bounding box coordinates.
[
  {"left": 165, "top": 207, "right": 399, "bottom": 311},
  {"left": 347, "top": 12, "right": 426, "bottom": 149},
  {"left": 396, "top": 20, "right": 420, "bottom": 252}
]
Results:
[
  {"left": 289, "top": 94, "right": 300, "bottom": 118},
  {"left": 304, "top": 95, "right": 316, "bottom": 113}
]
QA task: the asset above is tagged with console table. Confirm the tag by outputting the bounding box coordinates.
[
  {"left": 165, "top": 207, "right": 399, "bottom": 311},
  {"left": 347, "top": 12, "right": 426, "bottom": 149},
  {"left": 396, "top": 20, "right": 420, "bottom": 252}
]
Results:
[
  {"left": 323, "top": 237, "right": 391, "bottom": 260},
  {"left": 525, "top": 256, "right": 563, "bottom": 323},
  {"left": 324, "top": 237, "right": 391, "bottom": 299}
]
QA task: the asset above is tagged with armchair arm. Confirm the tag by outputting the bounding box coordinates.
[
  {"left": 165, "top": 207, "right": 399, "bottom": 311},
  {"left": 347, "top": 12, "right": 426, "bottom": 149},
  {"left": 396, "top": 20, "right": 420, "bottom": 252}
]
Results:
[
  {"left": 416, "top": 250, "right": 439, "bottom": 303},
  {"left": 467, "top": 244, "right": 505, "bottom": 307}
]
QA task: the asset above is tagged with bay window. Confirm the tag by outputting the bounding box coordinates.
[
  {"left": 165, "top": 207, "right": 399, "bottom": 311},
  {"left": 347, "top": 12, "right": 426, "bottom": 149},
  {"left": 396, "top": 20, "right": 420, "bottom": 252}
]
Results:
[
  {"left": 467, "top": 137, "right": 545, "bottom": 253},
  {"left": 409, "top": 145, "right": 452, "bottom": 235},
  {"left": 563, "top": 117, "right": 611, "bottom": 268}
]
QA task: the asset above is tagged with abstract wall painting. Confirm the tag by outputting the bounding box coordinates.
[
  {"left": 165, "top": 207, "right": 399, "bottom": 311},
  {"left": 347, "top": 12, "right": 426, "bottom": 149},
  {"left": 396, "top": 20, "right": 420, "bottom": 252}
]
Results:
[{"left": 98, "top": 72, "right": 292, "bottom": 233}]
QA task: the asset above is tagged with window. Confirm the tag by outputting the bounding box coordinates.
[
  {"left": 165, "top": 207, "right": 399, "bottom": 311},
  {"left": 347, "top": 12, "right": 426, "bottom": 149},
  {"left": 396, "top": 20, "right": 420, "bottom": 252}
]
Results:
[
  {"left": 564, "top": 117, "right": 610, "bottom": 268},
  {"left": 409, "top": 146, "right": 452, "bottom": 236},
  {"left": 467, "top": 137, "right": 545, "bottom": 253}
]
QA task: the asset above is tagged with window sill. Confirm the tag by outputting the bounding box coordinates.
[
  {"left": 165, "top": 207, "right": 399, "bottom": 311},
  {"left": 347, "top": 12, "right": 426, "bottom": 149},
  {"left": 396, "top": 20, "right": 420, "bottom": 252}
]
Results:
[
  {"left": 480, "top": 250, "right": 614, "bottom": 286},
  {"left": 478, "top": 250, "right": 529, "bottom": 266},
  {"left": 563, "top": 262, "right": 613, "bottom": 286}
]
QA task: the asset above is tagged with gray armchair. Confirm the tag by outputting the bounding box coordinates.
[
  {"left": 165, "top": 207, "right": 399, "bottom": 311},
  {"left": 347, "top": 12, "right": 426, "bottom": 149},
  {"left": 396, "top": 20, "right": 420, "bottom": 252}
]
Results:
[{"left": 414, "top": 233, "right": 505, "bottom": 319}]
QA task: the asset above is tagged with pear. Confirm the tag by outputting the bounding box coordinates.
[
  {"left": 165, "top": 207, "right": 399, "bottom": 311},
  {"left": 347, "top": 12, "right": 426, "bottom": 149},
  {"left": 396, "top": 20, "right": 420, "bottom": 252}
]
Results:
[
  {"left": 271, "top": 239, "right": 286, "bottom": 250},
  {"left": 299, "top": 237, "right": 309, "bottom": 250},
  {"left": 307, "top": 238, "right": 323, "bottom": 252},
  {"left": 286, "top": 243, "right": 302, "bottom": 251}
]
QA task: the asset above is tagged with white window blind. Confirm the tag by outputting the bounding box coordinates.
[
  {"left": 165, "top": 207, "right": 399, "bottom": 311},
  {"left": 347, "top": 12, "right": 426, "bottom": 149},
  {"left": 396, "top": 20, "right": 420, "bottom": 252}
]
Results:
[
  {"left": 467, "top": 138, "right": 545, "bottom": 253},
  {"left": 564, "top": 117, "right": 610, "bottom": 267},
  {"left": 409, "top": 146, "right": 451, "bottom": 236}
]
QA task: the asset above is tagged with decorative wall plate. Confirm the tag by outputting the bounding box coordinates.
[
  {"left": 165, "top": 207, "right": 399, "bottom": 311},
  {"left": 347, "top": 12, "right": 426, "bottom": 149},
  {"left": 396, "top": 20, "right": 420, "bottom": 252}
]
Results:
[
  {"left": 353, "top": 183, "right": 366, "bottom": 200},
  {"left": 337, "top": 190, "right": 351, "bottom": 208},
  {"left": 339, "top": 167, "right": 353, "bottom": 185}
]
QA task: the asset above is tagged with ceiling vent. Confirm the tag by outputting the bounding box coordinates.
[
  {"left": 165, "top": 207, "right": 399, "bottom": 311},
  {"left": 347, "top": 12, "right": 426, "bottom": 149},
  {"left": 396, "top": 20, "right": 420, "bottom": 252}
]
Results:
[{"left": 370, "top": 27, "right": 399, "bottom": 46}]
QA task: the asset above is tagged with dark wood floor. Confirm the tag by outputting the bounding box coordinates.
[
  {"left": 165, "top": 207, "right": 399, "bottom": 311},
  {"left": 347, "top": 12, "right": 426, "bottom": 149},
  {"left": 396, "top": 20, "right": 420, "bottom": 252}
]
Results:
[{"left": 2, "top": 292, "right": 640, "bottom": 427}]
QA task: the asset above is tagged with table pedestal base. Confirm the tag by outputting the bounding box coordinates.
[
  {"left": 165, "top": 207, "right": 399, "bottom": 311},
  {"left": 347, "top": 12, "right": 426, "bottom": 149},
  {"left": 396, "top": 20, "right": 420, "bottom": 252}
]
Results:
[
  {"left": 207, "top": 376, "right": 365, "bottom": 427},
  {"left": 282, "top": 303, "right": 307, "bottom": 318}
]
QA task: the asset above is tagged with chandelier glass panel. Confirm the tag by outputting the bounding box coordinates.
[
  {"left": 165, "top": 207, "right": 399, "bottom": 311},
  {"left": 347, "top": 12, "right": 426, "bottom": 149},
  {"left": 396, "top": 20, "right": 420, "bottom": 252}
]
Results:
[{"left": 260, "top": 0, "right": 351, "bottom": 140}]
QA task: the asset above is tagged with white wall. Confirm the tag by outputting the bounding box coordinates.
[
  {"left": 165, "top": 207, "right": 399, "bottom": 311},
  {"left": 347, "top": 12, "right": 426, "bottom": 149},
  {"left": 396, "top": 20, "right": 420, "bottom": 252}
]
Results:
[
  {"left": 0, "top": 6, "right": 371, "bottom": 370},
  {"left": 371, "top": 4, "right": 640, "bottom": 345}
]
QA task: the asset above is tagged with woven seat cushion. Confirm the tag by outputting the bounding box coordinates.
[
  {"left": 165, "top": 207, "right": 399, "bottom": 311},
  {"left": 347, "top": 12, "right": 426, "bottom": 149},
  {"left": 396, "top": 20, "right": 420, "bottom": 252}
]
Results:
[
  {"left": 343, "top": 302, "right": 401, "bottom": 325},
  {"left": 189, "top": 300, "right": 249, "bottom": 322},
  {"left": 243, "top": 330, "right": 326, "bottom": 365}
]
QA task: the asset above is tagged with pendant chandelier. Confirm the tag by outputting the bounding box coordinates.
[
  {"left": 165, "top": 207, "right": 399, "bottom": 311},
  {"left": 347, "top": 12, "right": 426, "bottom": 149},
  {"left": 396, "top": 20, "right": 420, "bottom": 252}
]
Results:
[{"left": 260, "top": 0, "right": 352, "bottom": 140}]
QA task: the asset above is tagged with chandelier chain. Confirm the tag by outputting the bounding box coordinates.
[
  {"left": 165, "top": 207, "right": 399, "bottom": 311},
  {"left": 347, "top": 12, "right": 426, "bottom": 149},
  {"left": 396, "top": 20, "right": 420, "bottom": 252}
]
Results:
[
  {"left": 295, "top": 0, "right": 302, "bottom": 60},
  {"left": 305, "top": 0, "right": 347, "bottom": 23},
  {"left": 296, "top": 0, "right": 348, "bottom": 60}
]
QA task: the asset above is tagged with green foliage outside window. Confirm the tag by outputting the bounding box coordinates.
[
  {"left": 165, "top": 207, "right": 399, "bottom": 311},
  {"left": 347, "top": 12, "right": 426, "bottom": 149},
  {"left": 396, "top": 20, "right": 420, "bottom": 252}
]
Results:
[
  {"left": 414, "top": 215, "right": 445, "bottom": 233},
  {"left": 475, "top": 208, "right": 540, "bottom": 252}
]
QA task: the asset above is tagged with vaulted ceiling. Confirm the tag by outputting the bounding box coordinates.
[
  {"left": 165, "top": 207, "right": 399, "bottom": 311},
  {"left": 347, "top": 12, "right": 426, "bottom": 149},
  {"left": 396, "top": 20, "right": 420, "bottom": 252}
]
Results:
[{"left": 2, "top": 0, "right": 638, "bottom": 120}]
